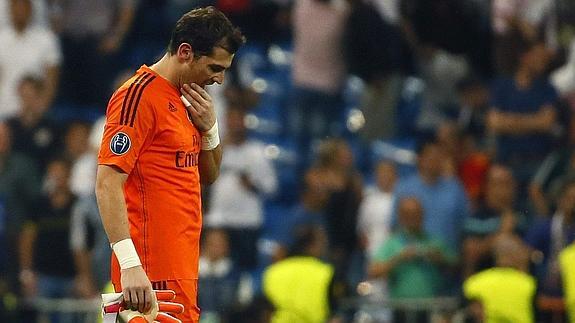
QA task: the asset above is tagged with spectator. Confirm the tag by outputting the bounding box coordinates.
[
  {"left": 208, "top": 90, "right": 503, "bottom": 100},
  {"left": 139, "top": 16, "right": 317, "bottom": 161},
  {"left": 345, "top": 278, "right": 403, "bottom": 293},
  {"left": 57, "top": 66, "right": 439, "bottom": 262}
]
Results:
[
  {"left": 69, "top": 187, "right": 110, "bottom": 299},
  {"left": 464, "top": 235, "right": 535, "bottom": 323},
  {"left": 525, "top": 180, "right": 575, "bottom": 300},
  {"left": 69, "top": 116, "right": 105, "bottom": 198},
  {"left": 400, "top": 0, "right": 483, "bottom": 132},
  {"left": 434, "top": 121, "right": 461, "bottom": 176},
  {"left": 61, "top": 121, "right": 90, "bottom": 164},
  {"left": 0, "top": 122, "right": 40, "bottom": 288},
  {"left": 66, "top": 115, "right": 108, "bottom": 299},
  {"left": 289, "top": 0, "right": 349, "bottom": 159},
  {"left": 414, "top": 47, "right": 471, "bottom": 133},
  {"left": 263, "top": 224, "right": 341, "bottom": 323},
  {"left": 368, "top": 197, "right": 456, "bottom": 323},
  {"left": 198, "top": 228, "right": 239, "bottom": 320},
  {"left": 455, "top": 76, "right": 490, "bottom": 141},
  {"left": 393, "top": 139, "right": 469, "bottom": 250},
  {"left": 529, "top": 144, "right": 575, "bottom": 217},
  {"left": 344, "top": 0, "right": 405, "bottom": 140},
  {"left": 487, "top": 37, "right": 558, "bottom": 210},
  {"left": 205, "top": 106, "right": 278, "bottom": 271},
  {"left": 6, "top": 76, "right": 60, "bottom": 171},
  {"left": 273, "top": 169, "right": 330, "bottom": 261},
  {"left": 0, "top": 0, "right": 61, "bottom": 120},
  {"left": 462, "top": 164, "right": 525, "bottom": 277},
  {"left": 18, "top": 158, "right": 77, "bottom": 322},
  {"left": 491, "top": 0, "right": 557, "bottom": 75},
  {"left": 51, "top": 0, "right": 136, "bottom": 107},
  {"left": 435, "top": 123, "right": 490, "bottom": 207},
  {"left": 357, "top": 160, "right": 397, "bottom": 257},
  {"left": 307, "top": 138, "right": 363, "bottom": 285}
]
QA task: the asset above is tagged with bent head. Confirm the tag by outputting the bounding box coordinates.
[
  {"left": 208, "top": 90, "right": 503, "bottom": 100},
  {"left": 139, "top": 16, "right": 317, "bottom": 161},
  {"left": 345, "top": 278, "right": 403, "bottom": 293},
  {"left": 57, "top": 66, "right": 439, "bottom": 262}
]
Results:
[
  {"left": 168, "top": 7, "right": 246, "bottom": 87},
  {"left": 398, "top": 197, "right": 424, "bottom": 234},
  {"left": 485, "top": 164, "right": 516, "bottom": 211}
]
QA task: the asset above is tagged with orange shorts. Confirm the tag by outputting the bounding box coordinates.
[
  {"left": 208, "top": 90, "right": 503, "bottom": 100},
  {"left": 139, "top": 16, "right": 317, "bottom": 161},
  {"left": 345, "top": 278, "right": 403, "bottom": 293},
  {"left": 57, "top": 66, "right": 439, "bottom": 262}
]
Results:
[{"left": 113, "top": 279, "right": 200, "bottom": 323}]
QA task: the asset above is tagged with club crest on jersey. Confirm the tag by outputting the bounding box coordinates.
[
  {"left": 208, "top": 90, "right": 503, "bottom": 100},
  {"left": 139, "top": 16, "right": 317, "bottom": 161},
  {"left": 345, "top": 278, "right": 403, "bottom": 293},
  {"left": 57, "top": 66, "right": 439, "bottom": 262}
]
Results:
[{"left": 110, "top": 132, "right": 131, "bottom": 155}]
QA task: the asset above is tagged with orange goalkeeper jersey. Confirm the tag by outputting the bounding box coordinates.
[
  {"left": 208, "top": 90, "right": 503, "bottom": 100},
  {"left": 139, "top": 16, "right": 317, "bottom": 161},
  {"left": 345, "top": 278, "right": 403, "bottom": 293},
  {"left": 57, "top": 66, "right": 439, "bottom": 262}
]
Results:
[{"left": 98, "top": 65, "right": 203, "bottom": 282}]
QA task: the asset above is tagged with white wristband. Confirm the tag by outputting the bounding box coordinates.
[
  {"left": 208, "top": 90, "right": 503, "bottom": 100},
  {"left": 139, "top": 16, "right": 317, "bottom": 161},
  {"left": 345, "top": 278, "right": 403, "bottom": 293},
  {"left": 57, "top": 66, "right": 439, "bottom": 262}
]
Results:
[
  {"left": 112, "top": 239, "right": 142, "bottom": 270},
  {"left": 201, "top": 120, "right": 220, "bottom": 150},
  {"left": 180, "top": 95, "right": 191, "bottom": 108}
]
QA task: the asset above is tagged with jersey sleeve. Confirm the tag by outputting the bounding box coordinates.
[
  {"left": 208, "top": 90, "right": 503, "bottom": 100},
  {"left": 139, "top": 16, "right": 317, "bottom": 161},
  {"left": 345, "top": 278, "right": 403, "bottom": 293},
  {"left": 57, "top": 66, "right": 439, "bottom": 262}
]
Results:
[{"left": 98, "top": 87, "right": 156, "bottom": 174}]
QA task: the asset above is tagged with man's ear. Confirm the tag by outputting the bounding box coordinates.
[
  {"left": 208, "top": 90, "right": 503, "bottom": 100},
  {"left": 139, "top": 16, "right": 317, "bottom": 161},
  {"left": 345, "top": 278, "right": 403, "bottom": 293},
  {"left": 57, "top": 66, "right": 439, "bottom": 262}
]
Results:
[{"left": 177, "top": 43, "right": 194, "bottom": 62}]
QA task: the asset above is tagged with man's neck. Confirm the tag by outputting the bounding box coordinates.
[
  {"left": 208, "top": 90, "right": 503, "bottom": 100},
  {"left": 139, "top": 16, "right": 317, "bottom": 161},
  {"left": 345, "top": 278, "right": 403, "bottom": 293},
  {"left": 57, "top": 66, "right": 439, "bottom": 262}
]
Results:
[
  {"left": 378, "top": 185, "right": 394, "bottom": 194},
  {"left": 13, "top": 22, "right": 28, "bottom": 35},
  {"left": 515, "top": 68, "right": 534, "bottom": 89},
  {"left": 20, "top": 111, "right": 41, "bottom": 128},
  {"left": 419, "top": 171, "right": 440, "bottom": 185},
  {"left": 149, "top": 54, "right": 181, "bottom": 89}
]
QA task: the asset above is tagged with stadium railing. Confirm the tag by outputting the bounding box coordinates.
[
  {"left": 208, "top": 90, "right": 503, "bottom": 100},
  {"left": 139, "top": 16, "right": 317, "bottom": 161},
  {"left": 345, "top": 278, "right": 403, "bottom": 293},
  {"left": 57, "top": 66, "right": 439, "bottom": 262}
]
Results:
[{"left": 340, "top": 296, "right": 462, "bottom": 323}]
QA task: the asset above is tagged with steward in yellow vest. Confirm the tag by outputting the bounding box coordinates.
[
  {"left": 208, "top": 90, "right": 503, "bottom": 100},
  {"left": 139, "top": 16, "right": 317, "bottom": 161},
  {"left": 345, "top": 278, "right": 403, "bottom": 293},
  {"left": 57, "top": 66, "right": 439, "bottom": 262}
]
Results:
[
  {"left": 560, "top": 243, "right": 575, "bottom": 322},
  {"left": 263, "top": 225, "right": 338, "bottom": 323},
  {"left": 464, "top": 235, "right": 536, "bottom": 323}
]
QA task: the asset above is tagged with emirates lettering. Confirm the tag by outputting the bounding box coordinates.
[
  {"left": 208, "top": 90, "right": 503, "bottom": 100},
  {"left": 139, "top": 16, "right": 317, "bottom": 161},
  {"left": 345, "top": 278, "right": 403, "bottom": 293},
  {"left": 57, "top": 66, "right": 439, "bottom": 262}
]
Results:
[{"left": 175, "top": 150, "right": 199, "bottom": 167}]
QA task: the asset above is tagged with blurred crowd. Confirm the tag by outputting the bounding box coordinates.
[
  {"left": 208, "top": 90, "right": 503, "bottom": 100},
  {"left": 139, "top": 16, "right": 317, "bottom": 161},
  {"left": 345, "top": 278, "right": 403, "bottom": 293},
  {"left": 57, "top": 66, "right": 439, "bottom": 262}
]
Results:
[{"left": 1, "top": 0, "right": 575, "bottom": 322}]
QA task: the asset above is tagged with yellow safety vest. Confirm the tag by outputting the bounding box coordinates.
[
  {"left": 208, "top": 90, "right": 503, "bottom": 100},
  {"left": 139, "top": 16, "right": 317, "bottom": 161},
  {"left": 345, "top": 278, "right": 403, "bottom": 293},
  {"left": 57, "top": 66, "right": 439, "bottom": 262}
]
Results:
[
  {"left": 263, "top": 256, "right": 334, "bottom": 323},
  {"left": 560, "top": 243, "right": 575, "bottom": 322},
  {"left": 464, "top": 267, "right": 536, "bottom": 323}
]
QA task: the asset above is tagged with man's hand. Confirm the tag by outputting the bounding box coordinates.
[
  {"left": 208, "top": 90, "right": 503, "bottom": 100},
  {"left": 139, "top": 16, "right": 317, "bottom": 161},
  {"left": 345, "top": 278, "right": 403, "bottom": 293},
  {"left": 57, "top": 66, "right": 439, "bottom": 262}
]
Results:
[
  {"left": 121, "top": 266, "right": 154, "bottom": 314},
  {"left": 180, "top": 83, "right": 216, "bottom": 132},
  {"left": 103, "top": 290, "right": 184, "bottom": 323}
]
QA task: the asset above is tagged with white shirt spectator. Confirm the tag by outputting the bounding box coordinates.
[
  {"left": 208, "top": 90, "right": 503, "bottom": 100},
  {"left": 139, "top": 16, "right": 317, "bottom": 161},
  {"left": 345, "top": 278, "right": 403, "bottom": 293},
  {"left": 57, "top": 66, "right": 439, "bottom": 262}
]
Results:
[
  {"left": 70, "top": 117, "right": 105, "bottom": 198},
  {"left": 206, "top": 141, "right": 277, "bottom": 228},
  {"left": 552, "top": 40, "right": 575, "bottom": 96},
  {"left": 0, "top": 25, "right": 61, "bottom": 119},
  {"left": 357, "top": 186, "right": 394, "bottom": 256}
]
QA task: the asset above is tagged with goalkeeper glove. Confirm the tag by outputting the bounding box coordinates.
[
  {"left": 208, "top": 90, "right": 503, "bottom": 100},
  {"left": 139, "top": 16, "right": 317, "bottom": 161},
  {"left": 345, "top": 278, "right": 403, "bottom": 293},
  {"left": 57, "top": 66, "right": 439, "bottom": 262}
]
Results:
[{"left": 102, "top": 289, "right": 184, "bottom": 323}]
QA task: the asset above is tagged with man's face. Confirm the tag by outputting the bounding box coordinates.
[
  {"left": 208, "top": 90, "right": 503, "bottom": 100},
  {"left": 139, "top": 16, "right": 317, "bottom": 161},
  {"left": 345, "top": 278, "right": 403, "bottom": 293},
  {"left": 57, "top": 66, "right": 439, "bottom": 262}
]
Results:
[
  {"left": 560, "top": 185, "right": 575, "bottom": 216},
  {"left": 485, "top": 166, "right": 516, "bottom": 210},
  {"left": 523, "top": 44, "right": 551, "bottom": 76},
  {"left": 10, "top": 0, "right": 31, "bottom": 29},
  {"left": 19, "top": 81, "right": 44, "bottom": 113},
  {"left": 375, "top": 162, "right": 397, "bottom": 192},
  {"left": 418, "top": 144, "right": 443, "bottom": 177},
  {"left": 399, "top": 198, "right": 424, "bottom": 233},
  {"left": 184, "top": 47, "right": 234, "bottom": 88}
]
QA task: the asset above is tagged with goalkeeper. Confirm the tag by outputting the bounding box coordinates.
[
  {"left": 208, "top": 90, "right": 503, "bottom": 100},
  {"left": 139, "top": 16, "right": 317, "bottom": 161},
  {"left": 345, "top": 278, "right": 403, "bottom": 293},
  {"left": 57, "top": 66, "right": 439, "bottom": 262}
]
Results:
[{"left": 95, "top": 6, "right": 245, "bottom": 323}]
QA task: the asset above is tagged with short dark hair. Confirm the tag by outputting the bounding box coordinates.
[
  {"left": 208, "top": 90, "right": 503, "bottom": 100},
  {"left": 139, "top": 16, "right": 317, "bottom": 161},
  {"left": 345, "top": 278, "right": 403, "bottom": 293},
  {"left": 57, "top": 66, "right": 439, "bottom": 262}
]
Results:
[
  {"left": 415, "top": 137, "right": 438, "bottom": 156},
  {"left": 19, "top": 75, "right": 45, "bottom": 92},
  {"left": 288, "top": 224, "right": 322, "bottom": 257},
  {"left": 168, "top": 6, "right": 246, "bottom": 56},
  {"left": 455, "top": 75, "right": 484, "bottom": 93}
]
